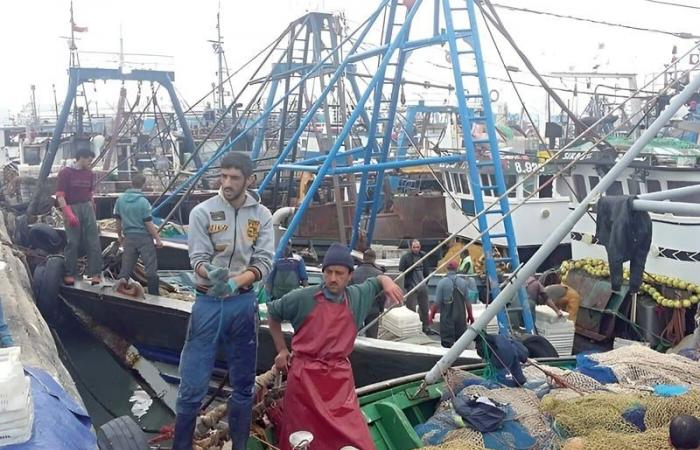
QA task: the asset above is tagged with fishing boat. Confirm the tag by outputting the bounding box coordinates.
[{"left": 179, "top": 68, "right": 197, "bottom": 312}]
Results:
[{"left": 56, "top": 280, "right": 479, "bottom": 388}]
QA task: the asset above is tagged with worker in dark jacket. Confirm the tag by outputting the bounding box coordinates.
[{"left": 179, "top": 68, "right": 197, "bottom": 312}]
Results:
[
  {"left": 399, "top": 239, "right": 431, "bottom": 333},
  {"left": 266, "top": 245, "right": 308, "bottom": 301},
  {"left": 434, "top": 260, "right": 477, "bottom": 347},
  {"left": 351, "top": 248, "right": 386, "bottom": 338}
]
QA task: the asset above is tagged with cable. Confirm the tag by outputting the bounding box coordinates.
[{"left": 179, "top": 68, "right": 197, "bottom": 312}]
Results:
[
  {"left": 491, "top": 2, "right": 699, "bottom": 39},
  {"left": 644, "top": 0, "right": 700, "bottom": 10}
]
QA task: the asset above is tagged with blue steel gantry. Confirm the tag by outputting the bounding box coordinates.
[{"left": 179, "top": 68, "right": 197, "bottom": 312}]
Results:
[{"left": 158, "top": 0, "right": 535, "bottom": 333}]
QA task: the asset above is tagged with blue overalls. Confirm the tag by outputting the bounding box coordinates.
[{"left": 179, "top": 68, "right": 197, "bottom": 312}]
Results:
[{"left": 173, "top": 290, "right": 257, "bottom": 450}]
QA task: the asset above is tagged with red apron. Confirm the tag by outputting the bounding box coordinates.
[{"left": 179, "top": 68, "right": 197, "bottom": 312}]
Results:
[{"left": 278, "top": 291, "right": 375, "bottom": 450}]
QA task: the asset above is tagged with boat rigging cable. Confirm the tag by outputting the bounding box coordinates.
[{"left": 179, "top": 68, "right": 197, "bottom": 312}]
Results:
[
  {"left": 644, "top": 0, "right": 700, "bottom": 11},
  {"left": 490, "top": 2, "right": 700, "bottom": 39},
  {"left": 358, "top": 42, "right": 700, "bottom": 335}
]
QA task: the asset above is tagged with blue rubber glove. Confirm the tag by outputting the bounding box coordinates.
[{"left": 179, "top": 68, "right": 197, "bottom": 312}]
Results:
[
  {"left": 204, "top": 263, "right": 229, "bottom": 283},
  {"left": 206, "top": 275, "right": 239, "bottom": 298}
]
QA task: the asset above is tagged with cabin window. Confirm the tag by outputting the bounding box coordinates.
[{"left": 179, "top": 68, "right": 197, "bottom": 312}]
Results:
[
  {"left": 539, "top": 175, "right": 553, "bottom": 198},
  {"left": 460, "top": 173, "right": 469, "bottom": 194},
  {"left": 505, "top": 175, "right": 517, "bottom": 198},
  {"left": 606, "top": 181, "right": 623, "bottom": 196},
  {"left": 588, "top": 176, "right": 600, "bottom": 191},
  {"left": 523, "top": 176, "right": 537, "bottom": 198},
  {"left": 573, "top": 174, "right": 587, "bottom": 199},
  {"left": 480, "top": 174, "right": 494, "bottom": 196},
  {"left": 627, "top": 179, "right": 641, "bottom": 196},
  {"left": 452, "top": 173, "right": 462, "bottom": 193},
  {"left": 646, "top": 179, "right": 661, "bottom": 193},
  {"left": 444, "top": 172, "right": 453, "bottom": 192},
  {"left": 667, "top": 181, "right": 700, "bottom": 203}
]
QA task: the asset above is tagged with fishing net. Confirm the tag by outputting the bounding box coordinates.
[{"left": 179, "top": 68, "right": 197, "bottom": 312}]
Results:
[
  {"left": 644, "top": 390, "right": 700, "bottom": 428},
  {"left": 459, "top": 385, "right": 555, "bottom": 446},
  {"left": 560, "top": 427, "right": 670, "bottom": 450},
  {"left": 422, "top": 439, "right": 486, "bottom": 450},
  {"left": 587, "top": 345, "right": 700, "bottom": 388},
  {"left": 524, "top": 364, "right": 607, "bottom": 393},
  {"left": 541, "top": 388, "right": 700, "bottom": 442}
]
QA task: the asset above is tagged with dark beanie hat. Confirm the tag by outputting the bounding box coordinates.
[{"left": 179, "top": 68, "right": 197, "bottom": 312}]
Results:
[{"left": 323, "top": 243, "right": 354, "bottom": 271}]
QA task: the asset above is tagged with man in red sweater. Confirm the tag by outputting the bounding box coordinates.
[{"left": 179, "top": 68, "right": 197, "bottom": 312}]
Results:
[{"left": 56, "top": 148, "right": 103, "bottom": 285}]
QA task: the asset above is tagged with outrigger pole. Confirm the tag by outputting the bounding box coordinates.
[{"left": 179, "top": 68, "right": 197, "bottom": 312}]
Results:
[{"left": 424, "top": 70, "right": 700, "bottom": 385}]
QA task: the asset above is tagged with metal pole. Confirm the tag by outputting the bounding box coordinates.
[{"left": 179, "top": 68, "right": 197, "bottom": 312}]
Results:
[
  {"left": 424, "top": 70, "right": 700, "bottom": 385},
  {"left": 632, "top": 199, "right": 700, "bottom": 216},
  {"left": 638, "top": 184, "right": 700, "bottom": 201}
]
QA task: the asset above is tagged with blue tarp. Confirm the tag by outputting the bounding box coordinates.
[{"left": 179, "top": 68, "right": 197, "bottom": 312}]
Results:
[
  {"left": 575, "top": 353, "right": 618, "bottom": 384},
  {"left": 5, "top": 367, "right": 96, "bottom": 450}
]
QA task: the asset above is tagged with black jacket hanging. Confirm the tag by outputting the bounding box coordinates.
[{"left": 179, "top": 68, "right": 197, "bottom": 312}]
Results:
[{"left": 595, "top": 195, "right": 652, "bottom": 293}]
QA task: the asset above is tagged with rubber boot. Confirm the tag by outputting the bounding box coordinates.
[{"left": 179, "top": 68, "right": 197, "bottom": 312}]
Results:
[
  {"left": 228, "top": 395, "right": 253, "bottom": 449},
  {"left": 172, "top": 411, "right": 197, "bottom": 450},
  {"left": 147, "top": 275, "right": 160, "bottom": 296}
]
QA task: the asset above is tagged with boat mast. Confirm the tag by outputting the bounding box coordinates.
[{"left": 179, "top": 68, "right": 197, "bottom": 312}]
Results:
[
  {"left": 215, "top": 3, "right": 225, "bottom": 115},
  {"left": 424, "top": 70, "right": 700, "bottom": 385}
]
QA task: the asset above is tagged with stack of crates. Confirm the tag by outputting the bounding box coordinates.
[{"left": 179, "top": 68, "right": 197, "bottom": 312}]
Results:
[{"left": 0, "top": 347, "right": 33, "bottom": 445}]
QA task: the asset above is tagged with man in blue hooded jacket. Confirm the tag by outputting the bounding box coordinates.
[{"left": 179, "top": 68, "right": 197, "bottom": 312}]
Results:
[{"left": 114, "top": 172, "right": 163, "bottom": 295}]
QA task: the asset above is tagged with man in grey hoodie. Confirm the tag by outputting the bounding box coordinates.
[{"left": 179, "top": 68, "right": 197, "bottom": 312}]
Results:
[
  {"left": 173, "top": 152, "right": 274, "bottom": 450},
  {"left": 113, "top": 172, "right": 163, "bottom": 295}
]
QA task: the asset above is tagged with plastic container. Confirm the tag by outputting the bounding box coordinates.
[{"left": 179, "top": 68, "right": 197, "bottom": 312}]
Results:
[
  {"left": 0, "top": 394, "right": 34, "bottom": 446},
  {"left": 0, "top": 348, "right": 29, "bottom": 413},
  {"left": 382, "top": 308, "right": 422, "bottom": 338}
]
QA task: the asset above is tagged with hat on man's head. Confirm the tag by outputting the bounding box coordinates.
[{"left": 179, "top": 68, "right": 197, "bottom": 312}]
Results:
[
  {"left": 323, "top": 243, "right": 354, "bottom": 272},
  {"left": 447, "top": 259, "right": 459, "bottom": 270}
]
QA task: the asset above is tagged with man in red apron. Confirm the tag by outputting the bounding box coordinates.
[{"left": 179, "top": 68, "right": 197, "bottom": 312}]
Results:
[{"left": 267, "top": 243, "right": 403, "bottom": 450}]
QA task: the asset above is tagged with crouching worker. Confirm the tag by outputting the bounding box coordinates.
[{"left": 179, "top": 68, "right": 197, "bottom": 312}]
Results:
[
  {"left": 173, "top": 153, "right": 274, "bottom": 450},
  {"left": 268, "top": 243, "right": 404, "bottom": 450},
  {"left": 114, "top": 172, "right": 163, "bottom": 295}
]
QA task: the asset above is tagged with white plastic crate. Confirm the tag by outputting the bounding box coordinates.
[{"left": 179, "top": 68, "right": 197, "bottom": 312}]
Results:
[
  {"left": 0, "top": 348, "right": 29, "bottom": 413},
  {"left": 0, "top": 376, "right": 30, "bottom": 413},
  {"left": 0, "top": 396, "right": 33, "bottom": 446}
]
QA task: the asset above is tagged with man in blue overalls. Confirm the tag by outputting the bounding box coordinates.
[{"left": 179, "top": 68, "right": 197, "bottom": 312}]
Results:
[
  {"left": 173, "top": 152, "right": 274, "bottom": 450},
  {"left": 266, "top": 245, "right": 308, "bottom": 301}
]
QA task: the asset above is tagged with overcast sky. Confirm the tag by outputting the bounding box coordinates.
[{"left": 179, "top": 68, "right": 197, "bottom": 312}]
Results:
[{"left": 1, "top": 0, "right": 698, "bottom": 125}]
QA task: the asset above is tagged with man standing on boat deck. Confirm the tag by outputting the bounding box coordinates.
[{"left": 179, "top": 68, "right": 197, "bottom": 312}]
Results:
[
  {"left": 113, "top": 172, "right": 163, "bottom": 295},
  {"left": 56, "top": 147, "right": 103, "bottom": 285},
  {"left": 266, "top": 244, "right": 309, "bottom": 301},
  {"left": 174, "top": 152, "right": 274, "bottom": 450},
  {"left": 434, "top": 260, "right": 477, "bottom": 348},
  {"left": 399, "top": 239, "right": 431, "bottom": 333},
  {"left": 268, "top": 243, "right": 403, "bottom": 450},
  {"left": 350, "top": 247, "right": 386, "bottom": 338}
]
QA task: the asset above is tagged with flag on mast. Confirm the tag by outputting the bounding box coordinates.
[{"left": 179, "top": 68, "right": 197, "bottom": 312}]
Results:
[{"left": 72, "top": 24, "right": 88, "bottom": 32}]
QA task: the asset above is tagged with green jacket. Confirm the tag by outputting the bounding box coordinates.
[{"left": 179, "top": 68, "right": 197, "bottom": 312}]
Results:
[{"left": 267, "top": 278, "right": 382, "bottom": 331}]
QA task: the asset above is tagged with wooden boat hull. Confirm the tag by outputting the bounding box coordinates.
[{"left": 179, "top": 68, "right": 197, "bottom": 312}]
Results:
[{"left": 57, "top": 282, "right": 479, "bottom": 387}]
